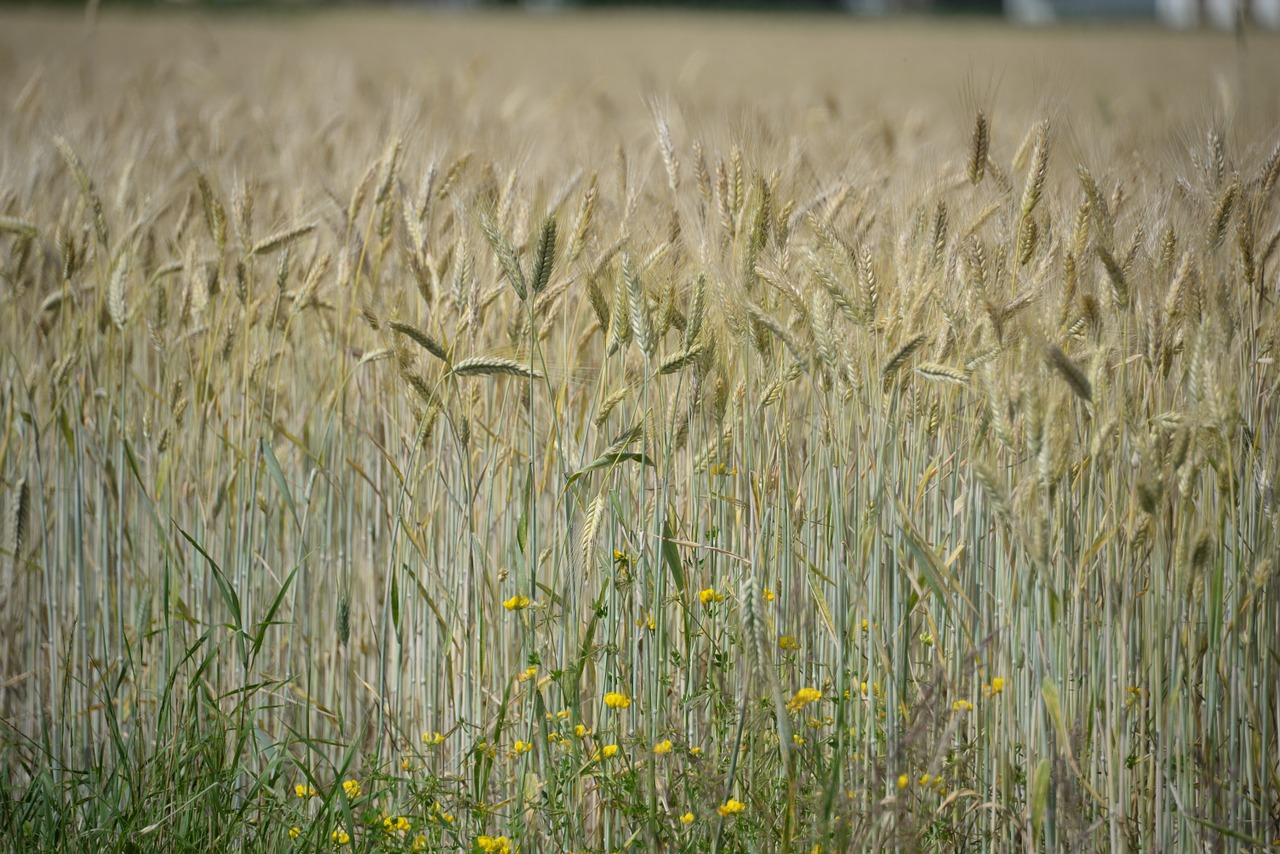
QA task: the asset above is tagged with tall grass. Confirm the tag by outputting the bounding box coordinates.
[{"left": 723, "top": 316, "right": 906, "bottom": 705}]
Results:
[{"left": 1, "top": 13, "right": 1279, "bottom": 852}]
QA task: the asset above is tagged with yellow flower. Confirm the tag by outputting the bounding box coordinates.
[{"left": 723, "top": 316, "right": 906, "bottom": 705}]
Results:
[
  {"left": 332, "top": 828, "right": 351, "bottom": 846},
  {"left": 503, "top": 595, "right": 531, "bottom": 611},
  {"left": 953, "top": 699, "right": 972, "bottom": 712},
  {"left": 477, "top": 835, "right": 512, "bottom": 854},
  {"left": 793, "top": 733, "right": 805, "bottom": 745},
  {"left": 341, "top": 779, "right": 361, "bottom": 798},
  {"left": 574, "top": 724, "right": 590, "bottom": 739},
  {"left": 680, "top": 812, "right": 695, "bottom": 825},
  {"left": 919, "top": 774, "right": 932, "bottom": 787},
  {"left": 601, "top": 744, "right": 619, "bottom": 759},
  {"left": 653, "top": 739, "right": 673, "bottom": 755},
  {"left": 383, "top": 815, "right": 411, "bottom": 833},
  {"left": 295, "top": 784, "right": 318, "bottom": 798},
  {"left": 861, "top": 619, "right": 869, "bottom": 631},
  {"left": 423, "top": 731, "right": 445, "bottom": 746},
  {"left": 763, "top": 589, "right": 775, "bottom": 602},
  {"left": 716, "top": 798, "right": 746, "bottom": 817},
  {"left": 689, "top": 746, "right": 703, "bottom": 757},
  {"left": 786, "top": 687, "right": 822, "bottom": 713},
  {"left": 512, "top": 740, "right": 532, "bottom": 755},
  {"left": 603, "top": 691, "right": 631, "bottom": 709},
  {"left": 556, "top": 709, "right": 571, "bottom": 719},
  {"left": 412, "top": 836, "right": 427, "bottom": 852},
  {"left": 517, "top": 665, "right": 537, "bottom": 683},
  {"left": 983, "top": 677, "right": 1006, "bottom": 697},
  {"left": 697, "top": 587, "right": 725, "bottom": 606},
  {"left": 897, "top": 774, "right": 909, "bottom": 790},
  {"left": 778, "top": 635, "right": 800, "bottom": 651},
  {"left": 289, "top": 826, "right": 301, "bottom": 839}
]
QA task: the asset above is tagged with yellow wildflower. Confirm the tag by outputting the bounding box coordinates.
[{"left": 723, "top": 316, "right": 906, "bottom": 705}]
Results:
[
  {"left": 503, "top": 595, "right": 531, "bottom": 611},
  {"left": 383, "top": 815, "right": 411, "bottom": 833},
  {"left": 786, "top": 687, "right": 822, "bottom": 713},
  {"left": 689, "top": 746, "right": 703, "bottom": 757},
  {"left": 332, "top": 828, "right": 351, "bottom": 846},
  {"left": 697, "top": 588, "right": 724, "bottom": 606},
  {"left": 983, "top": 677, "right": 1006, "bottom": 697},
  {"left": 778, "top": 635, "right": 800, "bottom": 651},
  {"left": 897, "top": 774, "right": 909, "bottom": 790},
  {"left": 680, "top": 812, "right": 695, "bottom": 825},
  {"left": 574, "top": 724, "right": 590, "bottom": 738},
  {"left": 512, "top": 740, "right": 532, "bottom": 755},
  {"left": 477, "top": 836, "right": 512, "bottom": 854},
  {"left": 517, "top": 665, "right": 537, "bottom": 683},
  {"left": 763, "top": 589, "right": 775, "bottom": 602},
  {"left": 603, "top": 691, "right": 631, "bottom": 709},
  {"left": 953, "top": 699, "right": 973, "bottom": 712},
  {"left": 423, "top": 731, "right": 445, "bottom": 746},
  {"left": 716, "top": 798, "right": 746, "bottom": 817},
  {"left": 653, "top": 739, "right": 673, "bottom": 755},
  {"left": 341, "top": 779, "right": 361, "bottom": 798},
  {"left": 601, "top": 744, "right": 619, "bottom": 759},
  {"left": 295, "top": 784, "right": 318, "bottom": 799},
  {"left": 289, "top": 826, "right": 301, "bottom": 839},
  {"left": 412, "top": 836, "right": 427, "bottom": 852},
  {"left": 793, "top": 733, "right": 805, "bottom": 745}
]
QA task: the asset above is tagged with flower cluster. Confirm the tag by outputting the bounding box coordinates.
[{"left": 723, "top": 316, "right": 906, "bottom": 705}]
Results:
[
  {"left": 786, "top": 687, "right": 822, "bottom": 714},
  {"left": 716, "top": 798, "right": 746, "bottom": 817},
  {"left": 477, "top": 835, "right": 512, "bottom": 854}
]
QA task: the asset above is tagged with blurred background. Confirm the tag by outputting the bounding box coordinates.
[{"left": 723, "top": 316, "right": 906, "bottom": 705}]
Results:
[{"left": 13, "top": 0, "right": 1277, "bottom": 28}]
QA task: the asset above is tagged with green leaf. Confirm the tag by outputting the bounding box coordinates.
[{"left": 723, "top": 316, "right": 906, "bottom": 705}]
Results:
[
  {"left": 572, "top": 587, "right": 609, "bottom": 710},
  {"left": 176, "top": 525, "right": 247, "bottom": 666},
  {"left": 1030, "top": 758, "right": 1051, "bottom": 847},
  {"left": 260, "top": 438, "right": 300, "bottom": 532},
  {"left": 249, "top": 562, "right": 301, "bottom": 662},
  {"left": 661, "top": 515, "right": 686, "bottom": 593},
  {"left": 1042, "top": 675, "right": 1067, "bottom": 746},
  {"left": 565, "top": 452, "right": 656, "bottom": 487},
  {"left": 517, "top": 473, "right": 530, "bottom": 554},
  {"left": 391, "top": 563, "right": 401, "bottom": 634}
]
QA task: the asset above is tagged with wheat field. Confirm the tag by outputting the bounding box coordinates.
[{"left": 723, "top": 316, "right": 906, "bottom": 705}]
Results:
[{"left": 1, "top": 10, "right": 1279, "bottom": 852}]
